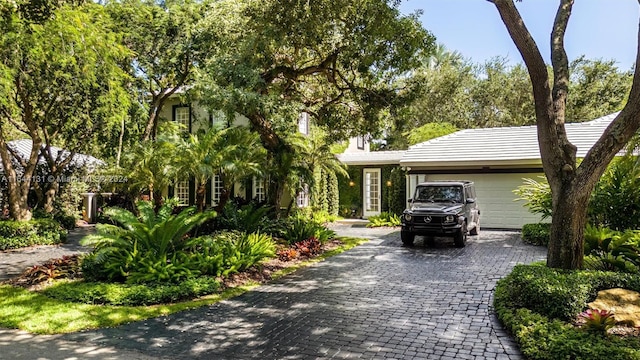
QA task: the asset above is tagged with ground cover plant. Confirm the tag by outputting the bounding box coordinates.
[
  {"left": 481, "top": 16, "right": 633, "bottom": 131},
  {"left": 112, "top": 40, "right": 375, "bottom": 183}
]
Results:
[
  {"left": 495, "top": 264, "right": 640, "bottom": 360},
  {"left": 0, "top": 236, "right": 365, "bottom": 334}
]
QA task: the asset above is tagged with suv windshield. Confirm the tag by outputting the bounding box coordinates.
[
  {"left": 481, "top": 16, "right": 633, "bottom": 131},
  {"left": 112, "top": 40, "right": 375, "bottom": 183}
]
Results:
[{"left": 414, "top": 186, "right": 463, "bottom": 203}]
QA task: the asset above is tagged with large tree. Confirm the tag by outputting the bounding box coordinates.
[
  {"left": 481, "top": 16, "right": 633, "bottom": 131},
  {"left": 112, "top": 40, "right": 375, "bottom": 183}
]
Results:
[
  {"left": 106, "top": 0, "right": 209, "bottom": 141},
  {"left": 490, "top": 0, "right": 640, "bottom": 269},
  {"left": 197, "top": 0, "right": 434, "bottom": 209},
  {"left": 0, "top": 1, "right": 128, "bottom": 220}
]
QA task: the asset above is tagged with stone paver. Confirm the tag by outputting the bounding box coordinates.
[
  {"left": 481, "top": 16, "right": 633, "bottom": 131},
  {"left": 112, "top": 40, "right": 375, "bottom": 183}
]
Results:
[
  {"left": 0, "top": 226, "right": 94, "bottom": 281},
  {"left": 48, "top": 226, "right": 546, "bottom": 360}
]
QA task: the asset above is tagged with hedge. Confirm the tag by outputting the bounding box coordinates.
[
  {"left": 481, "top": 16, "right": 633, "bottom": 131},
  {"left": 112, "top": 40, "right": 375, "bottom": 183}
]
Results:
[
  {"left": 494, "top": 264, "right": 640, "bottom": 359},
  {"left": 521, "top": 223, "right": 551, "bottom": 246},
  {"left": 0, "top": 219, "right": 67, "bottom": 250}
]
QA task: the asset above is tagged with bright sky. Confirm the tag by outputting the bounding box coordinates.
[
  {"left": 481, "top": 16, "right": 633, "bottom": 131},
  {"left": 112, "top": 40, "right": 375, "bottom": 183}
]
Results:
[{"left": 400, "top": 0, "right": 640, "bottom": 70}]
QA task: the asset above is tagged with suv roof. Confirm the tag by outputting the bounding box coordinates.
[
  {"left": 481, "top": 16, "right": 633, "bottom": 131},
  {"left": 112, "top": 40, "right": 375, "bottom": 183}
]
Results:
[{"left": 416, "top": 180, "right": 473, "bottom": 187}]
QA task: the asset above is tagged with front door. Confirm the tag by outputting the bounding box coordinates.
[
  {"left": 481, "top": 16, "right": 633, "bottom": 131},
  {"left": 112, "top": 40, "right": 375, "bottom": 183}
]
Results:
[{"left": 363, "top": 168, "right": 381, "bottom": 218}]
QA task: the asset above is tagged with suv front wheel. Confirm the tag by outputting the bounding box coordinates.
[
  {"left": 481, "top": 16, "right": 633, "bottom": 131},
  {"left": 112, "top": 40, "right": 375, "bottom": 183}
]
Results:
[
  {"left": 401, "top": 231, "right": 415, "bottom": 246},
  {"left": 454, "top": 223, "right": 467, "bottom": 248}
]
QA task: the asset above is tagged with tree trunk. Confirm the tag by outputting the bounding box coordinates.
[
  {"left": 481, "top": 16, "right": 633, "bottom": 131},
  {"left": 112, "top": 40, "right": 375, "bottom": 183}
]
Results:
[
  {"left": 142, "top": 95, "right": 165, "bottom": 141},
  {"left": 214, "top": 186, "right": 232, "bottom": 213},
  {"left": 116, "top": 116, "right": 125, "bottom": 167},
  {"left": 43, "top": 181, "right": 59, "bottom": 214},
  {"left": 0, "top": 136, "right": 40, "bottom": 221},
  {"left": 196, "top": 182, "right": 206, "bottom": 212},
  {"left": 547, "top": 180, "right": 591, "bottom": 269}
]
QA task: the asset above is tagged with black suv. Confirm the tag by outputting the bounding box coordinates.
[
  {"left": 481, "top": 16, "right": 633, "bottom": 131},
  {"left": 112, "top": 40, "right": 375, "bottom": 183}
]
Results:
[{"left": 401, "top": 181, "right": 480, "bottom": 247}]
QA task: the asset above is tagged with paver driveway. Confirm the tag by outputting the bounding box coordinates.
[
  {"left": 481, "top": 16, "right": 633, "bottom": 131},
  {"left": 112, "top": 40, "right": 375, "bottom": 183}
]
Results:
[{"left": 59, "top": 226, "right": 546, "bottom": 360}]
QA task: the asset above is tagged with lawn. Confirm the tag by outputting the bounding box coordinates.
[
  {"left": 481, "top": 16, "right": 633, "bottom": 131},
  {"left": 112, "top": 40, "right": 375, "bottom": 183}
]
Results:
[{"left": 0, "top": 236, "right": 367, "bottom": 334}]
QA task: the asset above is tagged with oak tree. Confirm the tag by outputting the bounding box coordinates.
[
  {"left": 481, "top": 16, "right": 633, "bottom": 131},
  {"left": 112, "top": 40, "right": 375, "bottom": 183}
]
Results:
[{"left": 490, "top": 0, "right": 640, "bottom": 269}]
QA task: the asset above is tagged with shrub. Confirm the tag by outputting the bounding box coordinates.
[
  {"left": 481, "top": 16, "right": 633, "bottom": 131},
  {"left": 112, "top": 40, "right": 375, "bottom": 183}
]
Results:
[
  {"left": 590, "top": 155, "right": 640, "bottom": 230},
  {"left": 495, "top": 264, "right": 640, "bottom": 359},
  {"left": 0, "top": 219, "right": 66, "bottom": 250},
  {"left": 204, "top": 202, "right": 273, "bottom": 234},
  {"left": 42, "top": 276, "right": 220, "bottom": 306},
  {"left": 53, "top": 212, "right": 77, "bottom": 230},
  {"left": 327, "top": 171, "right": 340, "bottom": 217},
  {"left": 366, "top": 212, "right": 401, "bottom": 228},
  {"left": 80, "top": 201, "right": 216, "bottom": 283},
  {"left": 279, "top": 216, "right": 335, "bottom": 245},
  {"left": 521, "top": 223, "right": 551, "bottom": 246},
  {"left": 186, "top": 231, "right": 276, "bottom": 277},
  {"left": 583, "top": 226, "right": 640, "bottom": 273}
]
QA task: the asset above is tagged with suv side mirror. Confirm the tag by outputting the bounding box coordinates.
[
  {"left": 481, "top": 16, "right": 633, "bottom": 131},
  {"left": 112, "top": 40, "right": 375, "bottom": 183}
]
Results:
[
  {"left": 466, "top": 198, "right": 476, "bottom": 204},
  {"left": 407, "top": 198, "right": 413, "bottom": 203}
]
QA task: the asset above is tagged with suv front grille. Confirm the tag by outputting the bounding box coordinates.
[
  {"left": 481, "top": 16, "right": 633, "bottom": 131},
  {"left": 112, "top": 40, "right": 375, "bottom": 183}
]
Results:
[{"left": 413, "top": 215, "right": 444, "bottom": 224}]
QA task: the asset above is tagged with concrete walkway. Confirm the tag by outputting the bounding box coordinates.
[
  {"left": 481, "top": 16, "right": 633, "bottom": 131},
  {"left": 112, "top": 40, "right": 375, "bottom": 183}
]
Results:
[{"left": 0, "top": 225, "right": 547, "bottom": 359}]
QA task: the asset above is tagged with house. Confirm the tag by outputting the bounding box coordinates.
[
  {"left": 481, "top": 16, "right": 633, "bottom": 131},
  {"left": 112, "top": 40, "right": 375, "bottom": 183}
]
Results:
[
  {"left": 156, "top": 97, "right": 317, "bottom": 209},
  {"left": 338, "top": 112, "right": 620, "bottom": 229}
]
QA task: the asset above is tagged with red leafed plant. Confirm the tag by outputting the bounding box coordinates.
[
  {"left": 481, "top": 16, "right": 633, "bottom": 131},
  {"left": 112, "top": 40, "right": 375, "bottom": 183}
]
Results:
[
  {"left": 21, "top": 255, "right": 81, "bottom": 285},
  {"left": 578, "top": 308, "right": 616, "bottom": 334},
  {"left": 277, "top": 248, "right": 299, "bottom": 262},
  {"left": 294, "top": 237, "right": 322, "bottom": 258}
]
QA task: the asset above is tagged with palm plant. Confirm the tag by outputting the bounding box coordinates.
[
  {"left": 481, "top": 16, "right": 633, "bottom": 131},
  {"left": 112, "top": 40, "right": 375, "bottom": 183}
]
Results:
[
  {"left": 215, "top": 127, "right": 266, "bottom": 211},
  {"left": 81, "top": 201, "right": 216, "bottom": 283},
  {"left": 122, "top": 129, "right": 181, "bottom": 209},
  {"left": 178, "top": 126, "right": 227, "bottom": 212}
]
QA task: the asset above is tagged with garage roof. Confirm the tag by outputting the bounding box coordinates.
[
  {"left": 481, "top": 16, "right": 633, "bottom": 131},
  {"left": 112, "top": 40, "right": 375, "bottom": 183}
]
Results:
[{"left": 400, "top": 112, "right": 620, "bottom": 168}]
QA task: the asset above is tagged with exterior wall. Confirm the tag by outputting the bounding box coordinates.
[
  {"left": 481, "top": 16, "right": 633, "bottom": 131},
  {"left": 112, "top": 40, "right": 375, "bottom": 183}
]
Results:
[
  {"left": 344, "top": 136, "right": 370, "bottom": 153},
  {"left": 338, "top": 165, "right": 406, "bottom": 218}
]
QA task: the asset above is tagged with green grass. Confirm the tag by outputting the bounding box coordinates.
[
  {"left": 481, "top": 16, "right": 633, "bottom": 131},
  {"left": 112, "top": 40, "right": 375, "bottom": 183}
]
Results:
[{"left": 0, "top": 236, "right": 368, "bottom": 334}]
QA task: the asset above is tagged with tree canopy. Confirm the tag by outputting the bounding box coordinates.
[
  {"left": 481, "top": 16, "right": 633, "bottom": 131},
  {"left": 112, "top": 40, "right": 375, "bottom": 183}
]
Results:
[{"left": 0, "top": 1, "right": 129, "bottom": 219}]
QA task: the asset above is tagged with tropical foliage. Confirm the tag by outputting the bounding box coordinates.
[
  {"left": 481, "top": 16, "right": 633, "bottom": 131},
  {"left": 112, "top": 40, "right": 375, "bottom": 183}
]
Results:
[
  {"left": 366, "top": 212, "right": 401, "bottom": 228},
  {"left": 81, "top": 201, "right": 216, "bottom": 283}
]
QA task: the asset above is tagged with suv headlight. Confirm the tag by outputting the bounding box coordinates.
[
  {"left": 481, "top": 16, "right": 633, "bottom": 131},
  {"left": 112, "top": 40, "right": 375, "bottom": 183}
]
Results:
[
  {"left": 404, "top": 214, "right": 412, "bottom": 222},
  {"left": 444, "top": 215, "right": 455, "bottom": 223}
]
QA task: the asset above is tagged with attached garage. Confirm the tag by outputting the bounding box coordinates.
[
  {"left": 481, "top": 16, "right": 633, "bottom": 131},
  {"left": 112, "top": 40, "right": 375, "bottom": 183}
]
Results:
[
  {"left": 400, "top": 112, "right": 618, "bottom": 229},
  {"left": 338, "top": 113, "right": 619, "bottom": 229},
  {"left": 407, "top": 173, "right": 544, "bottom": 229}
]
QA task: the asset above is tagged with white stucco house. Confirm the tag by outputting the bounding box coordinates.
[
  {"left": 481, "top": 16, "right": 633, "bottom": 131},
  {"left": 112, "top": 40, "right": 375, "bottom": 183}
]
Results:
[{"left": 338, "top": 112, "right": 621, "bottom": 229}]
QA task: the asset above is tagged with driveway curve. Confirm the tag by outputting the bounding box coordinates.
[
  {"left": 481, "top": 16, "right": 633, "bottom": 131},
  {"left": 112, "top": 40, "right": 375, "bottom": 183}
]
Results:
[{"left": 59, "top": 226, "right": 547, "bottom": 360}]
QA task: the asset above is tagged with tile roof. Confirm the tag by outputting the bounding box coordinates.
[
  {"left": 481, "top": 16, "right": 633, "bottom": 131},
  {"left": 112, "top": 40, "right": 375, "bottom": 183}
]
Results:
[{"left": 400, "top": 112, "right": 620, "bottom": 168}]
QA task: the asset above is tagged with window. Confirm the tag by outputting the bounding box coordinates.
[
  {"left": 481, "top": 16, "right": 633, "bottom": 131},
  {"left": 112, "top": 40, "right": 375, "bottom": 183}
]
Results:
[
  {"left": 296, "top": 184, "right": 309, "bottom": 208},
  {"left": 298, "top": 112, "right": 309, "bottom": 135},
  {"left": 253, "top": 177, "right": 265, "bottom": 202},
  {"left": 175, "top": 180, "right": 190, "bottom": 206},
  {"left": 356, "top": 135, "right": 365, "bottom": 150},
  {"left": 211, "top": 174, "right": 223, "bottom": 206},
  {"left": 173, "top": 106, "right": 190, "bottom": 132}
]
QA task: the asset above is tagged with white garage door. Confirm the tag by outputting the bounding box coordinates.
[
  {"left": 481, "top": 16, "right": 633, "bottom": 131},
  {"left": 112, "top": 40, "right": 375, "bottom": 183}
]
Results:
[{"left": 410, "top": 173, "right": 545, "bottom": 229}]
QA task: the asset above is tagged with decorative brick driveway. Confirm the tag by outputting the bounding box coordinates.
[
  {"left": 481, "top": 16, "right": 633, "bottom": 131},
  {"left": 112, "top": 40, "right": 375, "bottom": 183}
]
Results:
[{"left": 61, "top": 226, "right": 547, "bottom": 360}]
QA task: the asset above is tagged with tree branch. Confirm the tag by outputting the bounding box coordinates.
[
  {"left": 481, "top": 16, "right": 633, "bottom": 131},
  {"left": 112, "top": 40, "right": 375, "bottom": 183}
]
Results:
[{"left": 577, "top": 8, "right": 640, "bottom": 186}]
